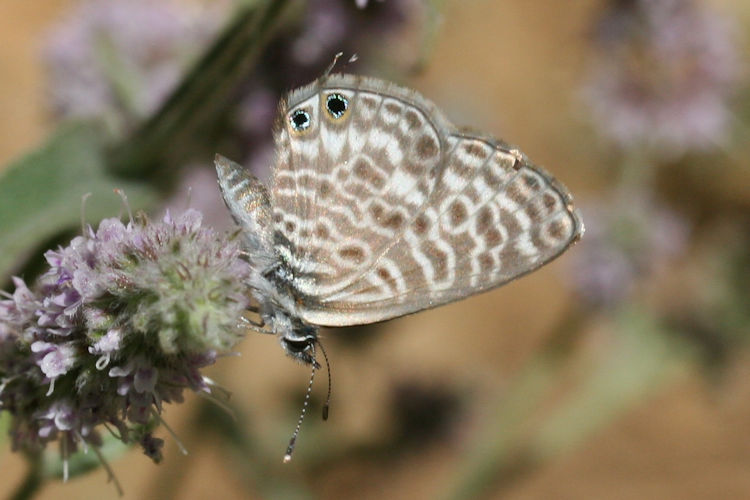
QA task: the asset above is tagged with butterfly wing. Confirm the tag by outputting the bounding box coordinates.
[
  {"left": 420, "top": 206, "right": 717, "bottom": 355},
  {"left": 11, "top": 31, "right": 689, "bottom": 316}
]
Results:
[
  {"left": 270, "top": 74, "right": 447, "bottom": 296},
  {"left": 215, "top": 154, "right": 278, "bottom": 271},
  {"left": 270, "top": 74, "right": 583, "bottom": 327}
]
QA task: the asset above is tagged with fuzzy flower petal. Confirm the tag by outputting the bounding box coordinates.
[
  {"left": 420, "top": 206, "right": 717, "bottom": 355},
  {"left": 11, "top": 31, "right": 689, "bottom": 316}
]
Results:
[
  {"left": 42, "top": 0, "right": 228, "bottom": 128},
  {"left": 31, "top": 341, "right": 78, "bottom": 380},
  {"left": 582, "top": 0, "right": 742, "bottom": 157},
  {"left": 0, "top": 208, "right": 251, "bottom": 463},
  {"left": 564, "top": 188, "right": 689, "bottom": 308}
]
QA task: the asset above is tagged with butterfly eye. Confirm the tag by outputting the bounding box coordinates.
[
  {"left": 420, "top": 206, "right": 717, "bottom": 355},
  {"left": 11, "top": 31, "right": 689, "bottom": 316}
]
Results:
[
  {"left": 290, "top": 109, "right": 311, "bottom": 131},
  {"left": 326, "top": 93, "right": 348, "bottom": 119}
]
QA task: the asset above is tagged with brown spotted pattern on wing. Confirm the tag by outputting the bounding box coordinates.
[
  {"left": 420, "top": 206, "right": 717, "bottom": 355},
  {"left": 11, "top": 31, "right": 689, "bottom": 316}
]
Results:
[
  {"left": 317, "top": 137, "right": 582, "bottom": 322},
  {"left": 268, "top": 74, "right": 583, "bottom": 326},
  {"left": 270, "top": 77, "right": 444, "bottom": 298}
]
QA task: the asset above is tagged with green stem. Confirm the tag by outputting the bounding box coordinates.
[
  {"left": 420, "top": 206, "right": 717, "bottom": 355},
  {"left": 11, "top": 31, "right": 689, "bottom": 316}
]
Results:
[
  {"left": 618, "top": 147, "right": 655, "bottom": 191},
  {"left": 442, "top": 305, "right": 588, "bottom": 500},
  {"left": 716, "top": 111, "right": 750, "bottom": 171},
  {"left": 443, "top": 304, "right": 690, "bottom": 500},
  {"left": 108, "top": 0, "right": 292, "bottom": 178},
  {"left": 11, "top": 453, "right": 44, "bottom": 500},
  {"left": 533, "top": 306, "right": 686, "bottom": 459},
  {"left": 412, "top": 0, "right": 448, "bottom": 72}
]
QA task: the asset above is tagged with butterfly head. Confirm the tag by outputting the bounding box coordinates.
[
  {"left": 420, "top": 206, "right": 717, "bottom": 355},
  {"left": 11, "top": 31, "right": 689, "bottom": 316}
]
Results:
[
  {"left": 281, "top": 334, "right": 319, "bottom": 368},
  {"left": 267, "top": 307, "right": 320, "bottom": 368}
]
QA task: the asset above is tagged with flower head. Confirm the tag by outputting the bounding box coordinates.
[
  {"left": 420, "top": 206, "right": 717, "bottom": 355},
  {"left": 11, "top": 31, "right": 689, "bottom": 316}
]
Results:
[
  {"left": 0, "top": 209, "right": 250, "bottom": 462},
  {"left": 582, "top": 0, "right": 742, "bottom": 157},
  {"left": 42, "top": 0, "right": 227, "bottom": 130},
  {"left": 564, "top": 188, "right": 689, "bottom": 308}
]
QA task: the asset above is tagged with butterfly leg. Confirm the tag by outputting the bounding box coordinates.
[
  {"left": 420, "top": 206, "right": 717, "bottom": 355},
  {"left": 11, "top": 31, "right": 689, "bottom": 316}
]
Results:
[{"left": 239, "top": 312, "right": 274, "bottom": 335}]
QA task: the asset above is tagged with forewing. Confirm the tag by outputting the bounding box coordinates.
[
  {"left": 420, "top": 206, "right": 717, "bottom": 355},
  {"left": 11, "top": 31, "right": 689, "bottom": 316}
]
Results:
[
  {"left": 270, "top": 74, "right": 447, "bottom": 298},
  {"left": 269, "top": 74, "right": 583, "bottom": 327}
]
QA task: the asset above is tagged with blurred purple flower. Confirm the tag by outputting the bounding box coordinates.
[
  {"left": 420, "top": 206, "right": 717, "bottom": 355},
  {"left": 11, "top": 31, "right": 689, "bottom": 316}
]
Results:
[
  {"left": 42, "top": 0, "right": 228, "bottom": 130},
  {"left": 582, "top": 0, "right": 742, "bottom": 157},
  {"left": 233, "top": 0, "right": 420, "bottom": 175},
  {"left": 565, "top": 188, "right": 689, "bottom": 308},
  {"left": 0, "top": 278, "right": 38, "bottom": 343},
  {"left": 31, "top": 341, "right": 78, "bottom": 381},
  {"left": 0, "top": 209, "right": 251, "bottom": 465},
  {"left": 355, "top": 0, "right": 385, "bottom": 9},
  {"left": 285, "top": 0, "right": 413, "bottom": 68}
]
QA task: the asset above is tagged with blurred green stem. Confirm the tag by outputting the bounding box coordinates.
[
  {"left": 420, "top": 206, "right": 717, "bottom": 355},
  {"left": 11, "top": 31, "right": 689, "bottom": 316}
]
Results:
[
  {"left": 442, "top": 306, "right": 587, "bottom": 500},
  {"left": 93, "top": 31, "right": 144, "bottom": 132},
  {"left": 444, "top": 304, "right": 690, "bottom": 500},
  {"left": 718, "top": 111, "right": 750, "bottom": 171},
  {"left": 184, "top": 400, "right": 311, "bottom": 500},
  {"left": 11, "top": 452, "right": 43, "bottom": 500},
  {"left": 108, "top": 0, "right": 292, "bottom": 178},
  {"left": 618, "top": 148, "right": 654, "bottom": 190},
  {"left": 533, "top": 306, "right": 687, "bottom": 458},
  {"left": 412, "top": 0, "right": 448, "bottom": 73}
]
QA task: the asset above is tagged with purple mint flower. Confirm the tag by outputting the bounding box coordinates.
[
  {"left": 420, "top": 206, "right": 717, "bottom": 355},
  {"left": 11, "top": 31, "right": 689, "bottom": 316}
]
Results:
[
  {"left": 42, "top": 0, "right": 228, "bottom": 130},
  {"left": 0, "top": 278, "right": 38, "bottom": 342},
  {"left": 564, "top": 188, "right": 689, "bottom": 308},
  {"left": 106, "top": 367, "right": 157, "bottom": 425},
  {"left": 109, "top": 356, "right": 158, "bottom": 405},
  {"left": 35, "top": 400, "right": 78, "bottom": 438},
  {"left": 31, "top": 341, "right": 78, "bottom": 381},
  {"left": 0, "top": 207, "right": 251, "bottom": 467},
  {"left": 89, "top": 327, "right": 123, "bottom": 356},
  {"left": 10, "top": 277, "right": 36, "bottom": 313},
  {"left": 582, "top": 0, "right": 742, "bottom": 157}
]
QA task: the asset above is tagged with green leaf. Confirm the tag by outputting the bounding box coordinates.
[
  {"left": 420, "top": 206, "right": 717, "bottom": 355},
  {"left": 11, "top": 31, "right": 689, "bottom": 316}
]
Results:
[{"left": 0, "top": 122, "right": 158, "bottom": 281}]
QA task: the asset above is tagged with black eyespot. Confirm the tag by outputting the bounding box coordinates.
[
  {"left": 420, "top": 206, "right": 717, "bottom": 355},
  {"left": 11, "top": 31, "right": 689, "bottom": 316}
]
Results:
[
  {"left": 326, "top": 93, "right": 348, "bottom": 118},
  {"left": 290, "top": 109, "right": 311, "bottom": 131}
]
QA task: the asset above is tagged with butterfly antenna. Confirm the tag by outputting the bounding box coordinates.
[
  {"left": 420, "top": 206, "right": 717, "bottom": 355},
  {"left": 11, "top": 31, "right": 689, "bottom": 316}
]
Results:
[
  {"left": 317, "top": 339, "right": 332, "bottom": 421},
  {"left": 324, "top": 52, "right": 344, "bottom": 76},
  {"left": 283, "top": 352, "right": 317, "bottom": 463}
]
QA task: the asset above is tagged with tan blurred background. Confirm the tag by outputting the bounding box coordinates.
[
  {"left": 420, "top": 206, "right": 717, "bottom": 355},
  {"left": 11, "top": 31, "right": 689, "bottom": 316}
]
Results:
[{"left": 1, "top": 1, "right": 750, "bottom": 499}]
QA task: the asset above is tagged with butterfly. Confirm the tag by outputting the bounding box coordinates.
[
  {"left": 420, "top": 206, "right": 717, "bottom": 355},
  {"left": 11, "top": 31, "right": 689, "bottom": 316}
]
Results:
[{"left": 215, "top": 73, "right": 583, "bottom": 459}]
